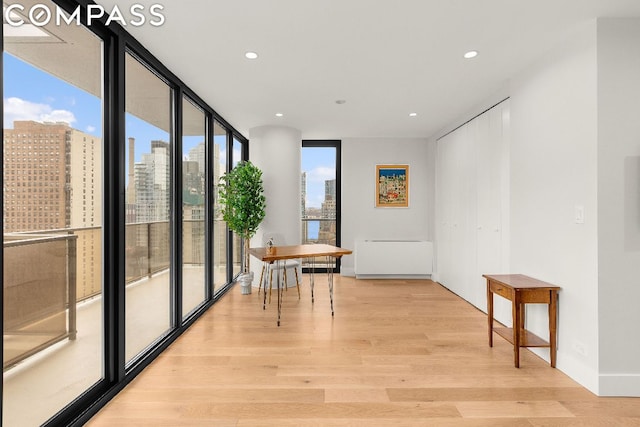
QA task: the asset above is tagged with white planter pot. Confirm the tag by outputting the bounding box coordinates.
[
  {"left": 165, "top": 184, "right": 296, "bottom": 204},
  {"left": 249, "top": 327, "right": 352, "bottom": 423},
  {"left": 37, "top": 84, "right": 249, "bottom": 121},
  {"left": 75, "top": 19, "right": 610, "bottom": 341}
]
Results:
[{"left": 239, "top": 271, "right": 254, "bottom": 295}]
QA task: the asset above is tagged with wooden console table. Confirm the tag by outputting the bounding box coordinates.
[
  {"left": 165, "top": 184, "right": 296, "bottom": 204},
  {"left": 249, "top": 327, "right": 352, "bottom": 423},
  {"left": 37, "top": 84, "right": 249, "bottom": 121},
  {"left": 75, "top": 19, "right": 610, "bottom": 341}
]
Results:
[{"left": 483, "top": 274, "right": 560, "bottom": 368}]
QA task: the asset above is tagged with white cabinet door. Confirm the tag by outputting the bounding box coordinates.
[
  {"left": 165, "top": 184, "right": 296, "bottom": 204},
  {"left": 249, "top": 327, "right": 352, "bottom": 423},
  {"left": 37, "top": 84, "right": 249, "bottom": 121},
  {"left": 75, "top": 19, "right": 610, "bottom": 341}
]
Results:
[{"left": 436, "top": 100, "right": 510, "bottom": 313}]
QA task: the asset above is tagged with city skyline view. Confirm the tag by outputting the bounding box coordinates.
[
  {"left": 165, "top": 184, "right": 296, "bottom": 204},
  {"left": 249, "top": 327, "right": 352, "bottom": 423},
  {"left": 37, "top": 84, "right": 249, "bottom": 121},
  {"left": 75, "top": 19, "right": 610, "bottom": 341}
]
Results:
[
  {"left": 4, "top": 51, "right": 330, "bottom": 210},
  {"left": 301, "top": 146, "right": 335, "bottom": 209},
  {"left": 1, "top": 5, "right": 336, "bottom": 424}
]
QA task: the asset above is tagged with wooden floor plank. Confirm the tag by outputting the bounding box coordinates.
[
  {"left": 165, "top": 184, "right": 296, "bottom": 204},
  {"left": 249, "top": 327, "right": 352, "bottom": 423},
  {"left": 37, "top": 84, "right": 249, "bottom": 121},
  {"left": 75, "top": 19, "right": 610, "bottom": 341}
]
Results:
[{"left": 87, "top": 277, "right": 640, "bottom": 426}]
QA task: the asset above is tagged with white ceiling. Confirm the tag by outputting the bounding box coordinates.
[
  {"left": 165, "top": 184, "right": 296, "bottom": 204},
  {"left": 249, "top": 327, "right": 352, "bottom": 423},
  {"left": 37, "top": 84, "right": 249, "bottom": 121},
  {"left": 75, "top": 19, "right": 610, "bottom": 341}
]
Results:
[{"left": 95, "top": 0, "right": 640, "bottom": 140}]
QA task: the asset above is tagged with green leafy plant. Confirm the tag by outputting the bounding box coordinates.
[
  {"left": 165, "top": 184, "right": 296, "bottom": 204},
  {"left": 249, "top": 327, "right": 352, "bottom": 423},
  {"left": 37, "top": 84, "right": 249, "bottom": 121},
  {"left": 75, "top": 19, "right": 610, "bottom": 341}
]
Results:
[{"left": 218, "top": 160, "right": 266, "bottom": 274}]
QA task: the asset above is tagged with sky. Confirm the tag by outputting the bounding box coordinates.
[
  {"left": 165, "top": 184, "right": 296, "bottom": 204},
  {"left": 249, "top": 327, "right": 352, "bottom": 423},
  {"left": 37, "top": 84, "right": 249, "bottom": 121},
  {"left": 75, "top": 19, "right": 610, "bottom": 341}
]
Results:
[
  {"left": 3, "top": 52, "right": 101, "bottom": 135},
  {"left": 301, "top": 147, "right": 335, "bottom": 209},
  {"left": 3, "top": 52, "right": 333, "bottom": 207}
]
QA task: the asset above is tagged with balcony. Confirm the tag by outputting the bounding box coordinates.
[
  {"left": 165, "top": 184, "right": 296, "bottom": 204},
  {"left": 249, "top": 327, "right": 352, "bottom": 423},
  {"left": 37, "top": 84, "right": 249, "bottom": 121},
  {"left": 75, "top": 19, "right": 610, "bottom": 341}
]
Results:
[
  {"left": 301, "top": 217, "right": 337, "bottom": 269},
  {"left": 2, "top": 220, "right": 237, "bottom": 427},
  {"left": 3, "top": 232, "right": 78, "bottom": 370}
]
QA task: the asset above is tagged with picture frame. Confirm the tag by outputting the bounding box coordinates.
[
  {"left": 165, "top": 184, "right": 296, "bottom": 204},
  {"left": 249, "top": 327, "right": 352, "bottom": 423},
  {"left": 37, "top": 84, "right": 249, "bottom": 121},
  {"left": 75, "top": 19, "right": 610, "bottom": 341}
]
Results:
[{"left": 375, "top": 164, "right": 409, "bottom": 208}]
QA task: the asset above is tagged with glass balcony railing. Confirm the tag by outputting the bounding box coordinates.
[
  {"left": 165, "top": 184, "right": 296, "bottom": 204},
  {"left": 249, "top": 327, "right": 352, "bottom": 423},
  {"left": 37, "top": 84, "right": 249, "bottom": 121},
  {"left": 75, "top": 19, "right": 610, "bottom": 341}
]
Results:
[
  {"left": 301, "top": 217, "right": 337, "bottom": 269},
  {"left": 3, "top": 232, "right": 78, "bottom": 370},
  {"left": 2, "top": 219, "right": 222, "bottom": 371}
]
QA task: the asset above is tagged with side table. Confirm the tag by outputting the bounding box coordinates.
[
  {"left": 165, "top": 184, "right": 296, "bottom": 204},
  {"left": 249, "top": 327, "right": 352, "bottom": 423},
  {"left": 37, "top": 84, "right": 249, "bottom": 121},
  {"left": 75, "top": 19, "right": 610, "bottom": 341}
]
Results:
[{"left": 483, "top": 274, "right": 560, "bottom": 368}]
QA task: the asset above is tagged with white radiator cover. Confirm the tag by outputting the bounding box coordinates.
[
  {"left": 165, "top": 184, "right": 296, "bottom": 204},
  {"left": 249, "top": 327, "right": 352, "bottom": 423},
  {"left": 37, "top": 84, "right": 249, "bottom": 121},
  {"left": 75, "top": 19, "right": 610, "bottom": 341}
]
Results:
[{"left": 354, "top": 240, "right": 433, "bottom": 278}]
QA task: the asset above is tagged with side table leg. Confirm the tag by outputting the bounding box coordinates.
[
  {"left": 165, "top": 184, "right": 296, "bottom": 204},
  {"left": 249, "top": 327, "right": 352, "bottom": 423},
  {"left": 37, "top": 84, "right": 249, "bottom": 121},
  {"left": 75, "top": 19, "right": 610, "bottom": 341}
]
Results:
[
  {"left": 512, "top": 293, "right": 521, "bottom": 368},
  {"left": 549, "top": 290, "right": 558, "bottom": 368},
  {"left": 487, "top": 280, "right": 494, "bottom": 347}
]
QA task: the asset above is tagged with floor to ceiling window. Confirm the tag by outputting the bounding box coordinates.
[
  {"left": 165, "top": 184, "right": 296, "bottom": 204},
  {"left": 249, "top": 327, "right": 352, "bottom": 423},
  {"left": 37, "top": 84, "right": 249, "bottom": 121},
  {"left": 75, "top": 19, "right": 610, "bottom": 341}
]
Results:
[
  {"left": 2, "top": 1, "right": 104, "bottom": 424},
  {"left": 301, "top": 140, "right": 342, "bottom": 271},
  {"left": 231, "top": 136, "right": 245, "bottom": 277},
  {"left": 181, "top": 97, "right": 207, "bottom": 318},
  {"left": 213, "top": 121, "right": 228, "bottom": 290},
  {"left": 124, "top": 52, "right": 173, "bottom": 364},
  {"left": 1, "top": 1, "right": 248, "bottom": 425}
]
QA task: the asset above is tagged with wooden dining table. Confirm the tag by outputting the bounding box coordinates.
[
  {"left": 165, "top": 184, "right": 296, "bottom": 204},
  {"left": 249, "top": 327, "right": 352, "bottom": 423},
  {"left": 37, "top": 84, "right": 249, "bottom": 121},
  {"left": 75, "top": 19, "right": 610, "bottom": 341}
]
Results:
[{"left": 249, "top": 244, "right": 352, "bottom": 326}]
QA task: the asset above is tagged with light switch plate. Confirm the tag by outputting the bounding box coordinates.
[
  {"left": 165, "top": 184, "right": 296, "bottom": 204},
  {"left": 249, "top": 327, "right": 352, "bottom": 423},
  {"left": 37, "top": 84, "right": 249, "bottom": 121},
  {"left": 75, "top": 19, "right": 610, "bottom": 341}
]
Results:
[{"left": 574, "top": 205, "right": 585, "bottom": 224}]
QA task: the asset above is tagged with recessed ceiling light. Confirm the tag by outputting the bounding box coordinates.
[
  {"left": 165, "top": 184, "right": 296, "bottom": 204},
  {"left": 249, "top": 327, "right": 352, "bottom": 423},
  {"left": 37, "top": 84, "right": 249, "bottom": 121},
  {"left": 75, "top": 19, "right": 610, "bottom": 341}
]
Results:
[
  {"left": 275, "top": 113, "right": 283, "bottom": 117},
  {"left": 245, "top": 51, "right": 258, "bottom": 59},
  {"left": 464, "top": 50, "right": 478, "bottom": 59},
  {"left": 409, "top": 112, "right": 418, "bottom": 117},
  {"left": 335, "top": 100, "right": 346, "bottom": 104}
]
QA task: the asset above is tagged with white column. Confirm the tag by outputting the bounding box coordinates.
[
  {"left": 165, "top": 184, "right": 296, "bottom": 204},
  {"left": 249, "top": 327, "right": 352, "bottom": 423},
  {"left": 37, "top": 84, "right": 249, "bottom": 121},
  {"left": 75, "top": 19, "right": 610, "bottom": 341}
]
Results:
[{"left": 248, "top": 126, "right": 302, "bottom": 283}]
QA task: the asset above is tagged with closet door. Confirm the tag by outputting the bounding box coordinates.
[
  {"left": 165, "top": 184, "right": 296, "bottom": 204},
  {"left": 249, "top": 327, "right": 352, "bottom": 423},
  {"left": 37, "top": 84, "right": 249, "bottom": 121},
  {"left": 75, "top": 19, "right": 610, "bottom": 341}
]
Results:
[
  {"left": 476, "top": 109, "right": 498, "bottom": 309},
  {"left": 435, "top": 100, "right": 509, "bottom": 311},
  {"left": 437, "top": 121, "right": 477, "bottom": 297},
  {"left": 436, "top": 124, "right": 456, "bottom": 288}
]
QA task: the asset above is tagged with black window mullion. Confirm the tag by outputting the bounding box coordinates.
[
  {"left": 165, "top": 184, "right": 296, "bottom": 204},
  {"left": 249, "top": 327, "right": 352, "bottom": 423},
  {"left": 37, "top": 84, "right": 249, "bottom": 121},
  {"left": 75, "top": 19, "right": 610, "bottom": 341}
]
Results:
[
  {"left": 204, "top": 112, "right": 214, "bottom": 301},
  {"left": 301, "top": 140, "right": 342, "bottom": 273},
  {"left": 172, "top": 87, "right": 183, "bottom": 326},
  {"left": 106, "top": 30, "right": 127, "bottom": 387},
  {"left": 226, "top": 130, "right": 234, "bottom": 284}
]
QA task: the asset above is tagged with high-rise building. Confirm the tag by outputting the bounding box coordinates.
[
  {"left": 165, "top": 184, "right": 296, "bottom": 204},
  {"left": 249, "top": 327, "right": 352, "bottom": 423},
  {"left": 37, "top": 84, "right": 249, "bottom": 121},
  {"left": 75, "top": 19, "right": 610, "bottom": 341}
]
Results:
[
  {"left": 3, "top": 120, "right": 101, "bottom": 232},
  {"left": 69, "top": 129, "right": 102, "bottom": 229},
  {"left": 325, "top": 178, "right": 336, "bottom": 202},
  {"left": 188, "top": 142, "right": 206, "bottom": 174},
  {"left": 323, "top": 178, "right": 336, "bottom": 219},
  {"left": 3, "top": 120, "right": 102, "bottom": 298},
  {"left": 4, "top": 121, "right": 70, "bottom": 232},
  {"left": 320, "top": 178, "right": 337, "bottom": 244},
  {"left": 133, "top": 140, "right": 170, "bottom": 223},
  {"left": 183, "top": 160, "right": 202, "bottom": 196}
]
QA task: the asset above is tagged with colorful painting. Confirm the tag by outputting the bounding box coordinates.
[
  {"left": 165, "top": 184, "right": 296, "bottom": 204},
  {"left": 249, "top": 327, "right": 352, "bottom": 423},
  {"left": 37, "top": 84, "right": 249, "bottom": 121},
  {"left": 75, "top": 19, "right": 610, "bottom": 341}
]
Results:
[{"left": 375, "top": 164, "right": 409, "bottom": 207}]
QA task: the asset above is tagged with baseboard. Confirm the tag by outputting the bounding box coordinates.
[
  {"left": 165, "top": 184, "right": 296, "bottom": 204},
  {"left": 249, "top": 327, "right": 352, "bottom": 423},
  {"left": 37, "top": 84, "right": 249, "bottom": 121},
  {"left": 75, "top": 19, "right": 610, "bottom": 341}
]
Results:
[
  {"left": 599, "top": 374, "right": 640, "bottom": 397},
  {"left": 531, "top": 348, "right": 599, "bottom": 395},
  {"left": 355, "top": 274, "right": 432, "bottom": 280},
  {"left": 338, "top": 268, "right": 432, "bottom": 280},
  {"left": 340, "top": 267, "right": 355, "bottom": 277}
]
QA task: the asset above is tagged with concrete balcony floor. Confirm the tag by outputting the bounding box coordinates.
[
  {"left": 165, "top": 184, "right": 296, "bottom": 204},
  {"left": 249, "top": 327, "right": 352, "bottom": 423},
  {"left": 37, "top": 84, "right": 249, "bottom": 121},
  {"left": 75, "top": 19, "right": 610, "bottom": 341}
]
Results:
[{"left": 2, "top": 265, "right": 223, "bottom": 427}]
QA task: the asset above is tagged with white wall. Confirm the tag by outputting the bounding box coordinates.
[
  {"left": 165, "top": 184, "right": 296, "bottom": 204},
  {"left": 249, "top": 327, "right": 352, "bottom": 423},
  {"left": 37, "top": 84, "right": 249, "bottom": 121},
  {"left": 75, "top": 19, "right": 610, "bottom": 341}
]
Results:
[
  {"left": 597, "top": 18, "right": 640, "bottom": 396},
  {"left": 509, "top": 21, "right": 599, "bottom": 392},
  {"left": 431, "top": 18, "right": 640, "bottom": 397},
  {"left": 248, "top": 125, "right": 302, "bottom": 280},
  {"left": 341, "top": 137, "right": 432, "bottom": 276}
]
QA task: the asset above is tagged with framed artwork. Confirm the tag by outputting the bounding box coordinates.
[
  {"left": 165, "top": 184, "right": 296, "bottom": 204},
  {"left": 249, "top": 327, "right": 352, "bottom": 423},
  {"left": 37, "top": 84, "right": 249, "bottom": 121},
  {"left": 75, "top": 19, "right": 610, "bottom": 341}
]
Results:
[{"left": 375, "top": 164, "right": 409, "bottom": 208}]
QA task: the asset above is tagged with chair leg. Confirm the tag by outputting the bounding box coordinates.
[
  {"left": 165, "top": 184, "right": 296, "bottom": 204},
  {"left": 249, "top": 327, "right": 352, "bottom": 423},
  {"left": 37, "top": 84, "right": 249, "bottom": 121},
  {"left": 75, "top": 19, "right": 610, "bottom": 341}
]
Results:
[
  {"left": 258, "top": 264, "right": 265, "bottom": 295},
  {"left": 294, "top": 267, "right": 301, "bottom": 299}
]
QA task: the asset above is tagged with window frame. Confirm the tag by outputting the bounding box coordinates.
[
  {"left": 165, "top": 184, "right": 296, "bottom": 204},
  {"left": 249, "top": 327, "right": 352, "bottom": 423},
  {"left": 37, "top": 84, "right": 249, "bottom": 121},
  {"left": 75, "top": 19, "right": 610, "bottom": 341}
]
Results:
[{"left": 301, "top": 140, "right": 342, "bottom": 274}]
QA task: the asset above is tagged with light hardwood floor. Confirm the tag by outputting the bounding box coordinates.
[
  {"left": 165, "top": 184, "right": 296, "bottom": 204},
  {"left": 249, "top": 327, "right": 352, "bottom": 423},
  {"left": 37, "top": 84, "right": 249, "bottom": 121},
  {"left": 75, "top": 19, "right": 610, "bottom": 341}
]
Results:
[{"left": 87, "top": 276, "right": 640, "bottom": 426}]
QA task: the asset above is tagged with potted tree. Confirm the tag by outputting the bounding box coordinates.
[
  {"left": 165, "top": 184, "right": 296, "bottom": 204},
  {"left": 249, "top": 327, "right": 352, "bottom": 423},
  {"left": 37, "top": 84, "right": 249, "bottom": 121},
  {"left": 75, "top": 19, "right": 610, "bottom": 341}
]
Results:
[{"left": 218, "top": 160, "right": 266, "bottom": 294}]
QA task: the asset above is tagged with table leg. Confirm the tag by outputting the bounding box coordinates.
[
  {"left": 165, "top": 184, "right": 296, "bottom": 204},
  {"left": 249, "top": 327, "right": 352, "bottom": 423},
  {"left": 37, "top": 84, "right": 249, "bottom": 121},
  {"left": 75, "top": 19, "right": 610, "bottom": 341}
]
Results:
[
  {"left": 277, "top": 260, "right": 283, "bottom": 326},
  {"left": 512, "top": 292, "right": 521, "bottom": 368},
  {"left": 327, "top": 256, "right": 334, "bottom": 316},
  {"left": 262, "top": 263, "right": 270, "bottom": 310},
  {"left": 549, "top": 290, "right": 558, "bottom": 368},
  {"left": 310, "top": 257, "right": 316, "bottom": 303},
  {"left": 487, "top": 280, "right": 493, "bottom": 347}
]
